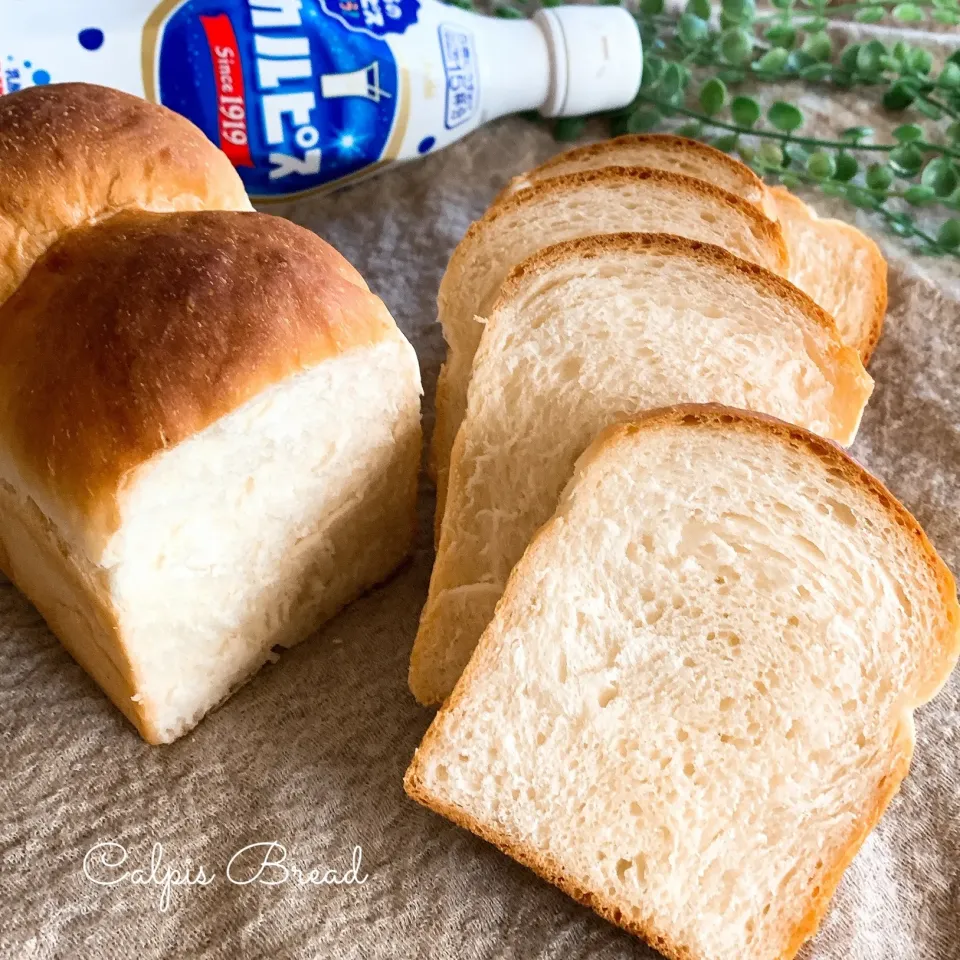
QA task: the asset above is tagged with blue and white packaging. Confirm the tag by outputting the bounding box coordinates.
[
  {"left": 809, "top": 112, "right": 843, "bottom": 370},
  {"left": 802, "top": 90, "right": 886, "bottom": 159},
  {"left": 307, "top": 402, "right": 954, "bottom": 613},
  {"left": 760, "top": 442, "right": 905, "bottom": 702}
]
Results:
[{"left": 1, "top": 0, "right": 641, "bottom": 200}]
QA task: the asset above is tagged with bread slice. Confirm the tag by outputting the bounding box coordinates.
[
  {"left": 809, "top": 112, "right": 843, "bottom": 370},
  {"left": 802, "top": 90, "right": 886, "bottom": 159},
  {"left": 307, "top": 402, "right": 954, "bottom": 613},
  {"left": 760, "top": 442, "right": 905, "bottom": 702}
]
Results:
[
  {"left": 496, "top": 133, "right": 776, "bottom": 218},
  {"left": 410, "top": 234, "right": 872, "bottom": 705},
  {"left": 431, "top": 168, "right": 789, "bottom": 531},
  {"left": 494, "top": 134, "right": 887, "bottom": 361},
  {"left": 769, "top": 187, "right": 887, "bottom": 362},
  {"left": 406, "top": 404, "right": 960, "bottom": 960},
  {"left": 0, "top": 210, "right": 421, "bottom": 743}
]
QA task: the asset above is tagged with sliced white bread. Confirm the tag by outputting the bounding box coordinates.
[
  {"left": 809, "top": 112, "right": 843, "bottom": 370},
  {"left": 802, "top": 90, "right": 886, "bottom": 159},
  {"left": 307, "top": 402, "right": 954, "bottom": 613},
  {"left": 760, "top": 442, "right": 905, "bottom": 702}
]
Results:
[
  {"left": 769, "top": 186, "right": 887, "bottom": 361},
  {"left": 410, "top": 234, "right": 873, "bottom": 705},
  {"left": 406, "top": 404, "right": 960, "bottom": 960},
  {"left": 496, "top": 133, "right": 776, "bottom": 218},
  {"left": 494, "top": 134, "right": 887, "bottom": 362},
  {"left": 431, "top": 167, "right": 789, "bottom": 532}
]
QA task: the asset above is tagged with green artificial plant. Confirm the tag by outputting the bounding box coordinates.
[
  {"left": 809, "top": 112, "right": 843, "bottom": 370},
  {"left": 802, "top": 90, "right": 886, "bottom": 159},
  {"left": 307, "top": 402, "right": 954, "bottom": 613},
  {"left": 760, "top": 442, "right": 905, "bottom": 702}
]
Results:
[{"left": 485, "top": 0, "right": 960, "bottom": 257}]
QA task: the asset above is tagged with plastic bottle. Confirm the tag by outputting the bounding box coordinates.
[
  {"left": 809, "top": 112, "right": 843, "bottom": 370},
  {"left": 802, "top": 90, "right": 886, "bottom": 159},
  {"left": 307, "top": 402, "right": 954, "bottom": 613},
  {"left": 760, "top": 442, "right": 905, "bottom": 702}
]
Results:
[{"left": 1, "top": 0, "right": 642, "bottom": 201}]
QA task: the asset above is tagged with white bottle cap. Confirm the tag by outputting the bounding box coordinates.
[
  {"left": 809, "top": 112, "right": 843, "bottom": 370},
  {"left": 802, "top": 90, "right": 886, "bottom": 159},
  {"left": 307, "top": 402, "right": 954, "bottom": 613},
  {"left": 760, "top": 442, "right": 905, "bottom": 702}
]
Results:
[{"left": 534, "top": 5, "right": 643, "bottom": 118}]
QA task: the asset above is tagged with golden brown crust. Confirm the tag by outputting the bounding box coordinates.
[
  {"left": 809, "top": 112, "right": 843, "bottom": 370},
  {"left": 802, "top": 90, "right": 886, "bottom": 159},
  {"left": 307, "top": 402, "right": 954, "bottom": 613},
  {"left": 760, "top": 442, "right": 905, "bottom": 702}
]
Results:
[
  {"left": 406, "top": 715, "right": 914, "bottom": 960},
  {"left": 0, "top": 209, "right": 397, "bottom": 551},
  {"left": 460, "top": 167, "right": 787, "bottom": 275},
  {"left": 495, "top": 134, "right": 771, "bottom": 216},
  {"left": 0, "top": 82, "right": 252, "bottom": 307},
  {"left": 404, "top": 767, "right": 698, "bottom": 960},
  {"left": 494, "top": 232, "right": 849, "bottom": 349},
  {"left": 769, "top": 187, "right": 888, "bottom": 363},
  {"left": 407, "top": 403, "right": 960, "bottom": 958}
]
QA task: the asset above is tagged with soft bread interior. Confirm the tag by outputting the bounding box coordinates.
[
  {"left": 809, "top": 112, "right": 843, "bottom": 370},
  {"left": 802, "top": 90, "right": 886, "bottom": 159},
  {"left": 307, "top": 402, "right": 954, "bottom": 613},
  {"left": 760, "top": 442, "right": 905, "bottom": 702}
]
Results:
[
  {"left": 407, "top": 409, "right": 959, "bottom": 960},
  {"left": 494, "top": 138, "right": 887, "bottom": 362},
  {"left": 0, "top": 338, "right": 421, "bottom": 743},
  {"left": 410, "top": 236, "right": 872, "bottom": 705},
  {"left": 431, "top": 170, "right": 788, "bottom": 528}
]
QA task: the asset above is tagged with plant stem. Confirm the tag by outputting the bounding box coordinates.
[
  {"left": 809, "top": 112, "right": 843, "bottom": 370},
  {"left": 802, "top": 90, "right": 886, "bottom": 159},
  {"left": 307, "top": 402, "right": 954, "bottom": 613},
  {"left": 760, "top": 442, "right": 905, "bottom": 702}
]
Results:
[
  {"left": 752, "top": 161, "right": 954, "bottom": 253},
  {"left": 637, "top": 95, "right": 960, "bottom": 159}
]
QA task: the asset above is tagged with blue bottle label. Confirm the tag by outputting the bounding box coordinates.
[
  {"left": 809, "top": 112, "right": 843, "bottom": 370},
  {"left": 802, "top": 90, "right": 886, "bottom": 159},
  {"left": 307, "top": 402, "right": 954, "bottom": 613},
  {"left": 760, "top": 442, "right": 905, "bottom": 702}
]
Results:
[{"left": 150, "top": 0, "right": 413, "bottom": 199}]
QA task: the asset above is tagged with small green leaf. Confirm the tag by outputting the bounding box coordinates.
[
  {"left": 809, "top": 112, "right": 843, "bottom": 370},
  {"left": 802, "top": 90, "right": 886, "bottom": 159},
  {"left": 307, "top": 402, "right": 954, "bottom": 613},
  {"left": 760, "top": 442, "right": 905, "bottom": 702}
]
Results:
[
  {"left": 802, "top": 31, "right": 832, "bottom": 61},
  {"left": 892, "top": 41, "right": 910, "bottom": 62},
  {"left": 834, "top": 153, "right": 859, "bottom": 181},
  {"left": 893, "top": 3, "right": 925, "bottom": 21},
  {"left": 921, "top": 158, "right": 960, "bottom": 197},
  {"left": 932, "top": 9, "right": 960, "bottom": 23},
  {"left": 660, "top": 63, "right": 685, "bottom": 98},
  {"left": 553, "top": 117, "right": 586, "bottom": 141},
  {"left": 787, "top": 50, "right": 817, "bottom": 72},
  {"left": 904, "top": 185, "right": 937, "bottom": 205},
  {"left": 854, "top": 5, "right": 885, "bottom": 21},
  {"left": 806, "top": 151, "right": 836, "bottom": 179},
  {"left": 720, "top": 27, "right": 753, "bottom": 64},
  {"left": 494, "top": 4, "right": 523, "bottom": 16},
  {"left": 908, "top": 48, "right": 934, "bottom": 74},
  {"left": 713, "top": 133, "right": 740, "bottom": 152},
  {"left": 641, "top": 56, "right": 664, "bottom": 88},
  {"left": 821, "top": 181, "right": 847, "bottom": 197},
  {"left": 699, "top": 78, "right": 728, "bottom": 116},
  {"left": 890, "top": 143, "right": 925, "bottom": 175},
  {"left": 839, "top": 44, "right": 861, "bottom": 72},
  {"left": 764, "top": 24, "right": 796, "bottom": 48},
  {"left": 780, "top": 172, "right": 801, "bottom": 188},
  {"left": 759, "top": 142, "right": 784, "bottom": 166},
  {"left": 640, "top": 0, "right": 664, "bottom": 14},
  {"left": 841, "top": 127, "right": 873, "bottom": 143},
  {"left": 627, "top": 109, "right": 661, "bottom": 133},
  {"left": 721, "top": 0, "right": 755, "bottom": 23},
  {"left": 768, "top": 101, "right": 804, "bottom": 132},
  {"left": 856, "top": 42, "right": 883, "bottom": 74},
  {"left": 687, "top": 0, "right": 712, "bottom": 17},
  {"left": 675, "top": 121, "right": 703, "bottom": 138},
  {"left": 938, "top": 63, "right": 960, "bottom": 89},
  {"left": 893, "top": 123, "right": 924, "bottom": 142},
  {"left": 866, "top": 163, "right": 894, "bottom": 190},
  {"left": 883, "top": 81, "right": 916, "bottom": 111},
  {"left": 938, "top": 218, "right": 960, "bottom": 249},
  {"left": 678, "top": 12, "right": 710, "bottom": 45},
  {"left": 757, "top": 48, "right": 790, "bottom": 73},
  {"left": 800, "top": 63, "right": 833, "bottom": 81},
  {"left": 737, "top": 144, "right": 756, "bottom": 163},
  {"left": 731, "top": 95, "right": 761, "bottom": 127},
  {"left": 947, "top": 121, "right": 960, "bottom": 144},
  {"left": 846, "top": 185, "right": 880, "bottom": 209}
]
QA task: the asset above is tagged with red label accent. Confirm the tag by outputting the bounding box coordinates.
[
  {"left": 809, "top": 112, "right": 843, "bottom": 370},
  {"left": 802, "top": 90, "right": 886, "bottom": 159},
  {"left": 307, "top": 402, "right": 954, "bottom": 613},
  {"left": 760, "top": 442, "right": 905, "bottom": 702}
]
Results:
[{"left": 199, "top": 14, "right": 254, "bottom": 167}]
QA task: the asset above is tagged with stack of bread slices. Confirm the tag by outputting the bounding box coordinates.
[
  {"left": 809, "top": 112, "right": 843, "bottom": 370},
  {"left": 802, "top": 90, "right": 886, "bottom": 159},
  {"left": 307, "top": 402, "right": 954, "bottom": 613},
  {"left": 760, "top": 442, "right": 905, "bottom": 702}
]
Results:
[{"left": 404, "top": 135, "right": 960, "bottom": 960}]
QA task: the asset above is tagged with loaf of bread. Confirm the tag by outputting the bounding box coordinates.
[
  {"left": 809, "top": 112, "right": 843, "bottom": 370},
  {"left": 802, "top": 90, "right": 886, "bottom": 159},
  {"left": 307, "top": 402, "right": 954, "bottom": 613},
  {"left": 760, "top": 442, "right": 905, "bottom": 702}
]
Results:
[
  {"left": 409, "top": 234, "right": 872, "bottom": 704},
  {"left": 406, "top": 404, "right": 960, "bottom": 960},
  {"left": 496, "top": 134, "right": 887, "bottom": 361},
  {"left": 430, "top": 167, "right": 789, "bottom": 533},
  {"left": 0, "top": 83, "right": 253, "bottom": 307},
  {"left": 0, "top": 84, "right": 422, "bottom": 743}
]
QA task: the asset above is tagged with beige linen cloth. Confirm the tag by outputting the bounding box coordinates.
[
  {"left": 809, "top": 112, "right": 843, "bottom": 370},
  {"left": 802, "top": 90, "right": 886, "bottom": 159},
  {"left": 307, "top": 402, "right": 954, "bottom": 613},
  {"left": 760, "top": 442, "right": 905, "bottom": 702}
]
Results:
[{"left": 2, "top": 29, "right": 959, "bottom": 960}]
